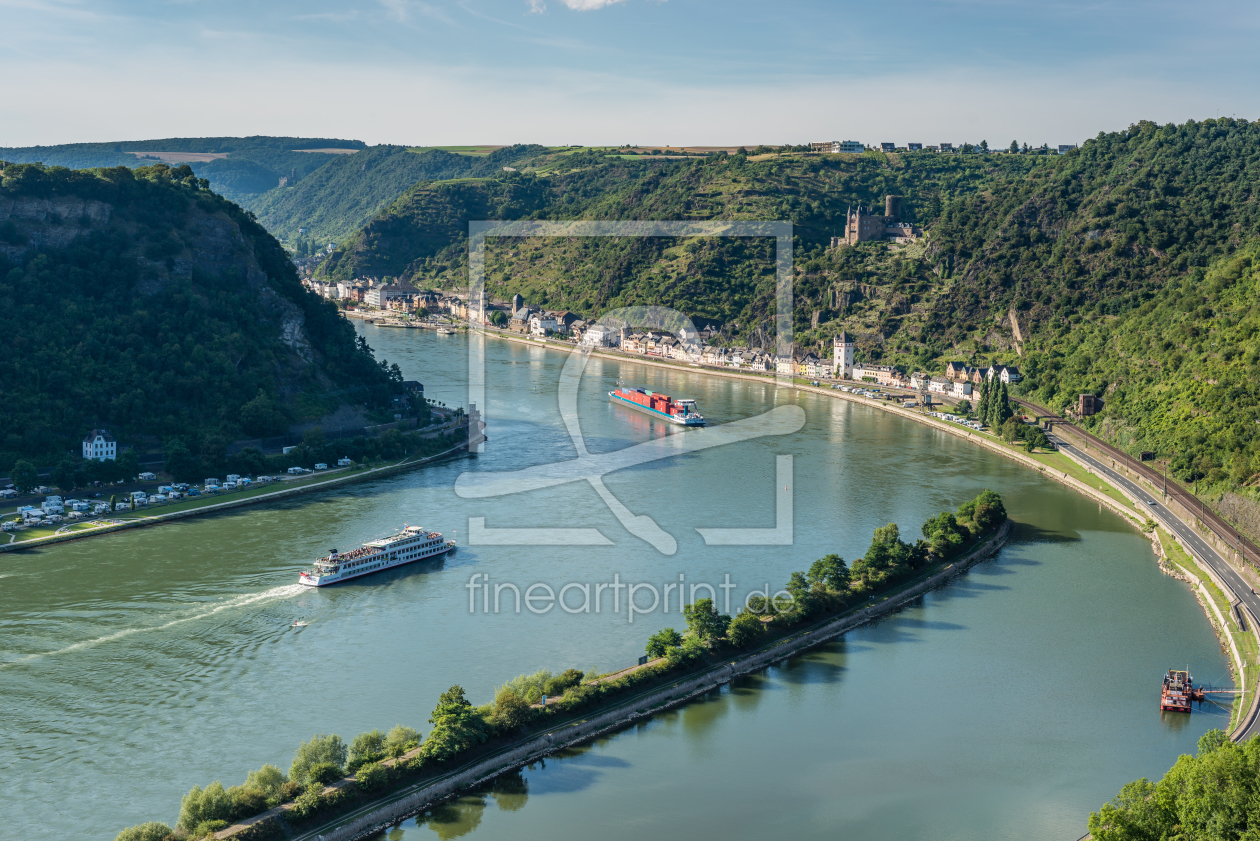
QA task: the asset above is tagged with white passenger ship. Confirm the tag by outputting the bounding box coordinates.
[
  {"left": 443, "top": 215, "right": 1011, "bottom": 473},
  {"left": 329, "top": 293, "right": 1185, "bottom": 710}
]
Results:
[{"left": 298, "top": 526, "right": 456, "bottom": 587}]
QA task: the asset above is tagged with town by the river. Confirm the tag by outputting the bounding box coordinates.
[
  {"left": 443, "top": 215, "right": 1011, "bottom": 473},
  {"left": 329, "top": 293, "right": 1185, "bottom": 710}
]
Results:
[{"left": 1, "top": 325, "right": 1228, "bottom": 841}]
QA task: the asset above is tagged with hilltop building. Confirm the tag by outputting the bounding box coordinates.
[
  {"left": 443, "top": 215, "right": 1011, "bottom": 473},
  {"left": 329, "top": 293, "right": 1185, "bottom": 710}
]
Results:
[
  {"left": 811, "top": 140, "right": 865, "bottom": 154},
  {"left": 832, "top": 196, "right": 923, "bottom": 246}
]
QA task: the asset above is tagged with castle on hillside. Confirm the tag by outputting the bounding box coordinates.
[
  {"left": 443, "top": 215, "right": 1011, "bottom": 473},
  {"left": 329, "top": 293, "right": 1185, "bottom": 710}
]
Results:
[{"left": 831, "top": 196, "right": 923, "bottom": 246}]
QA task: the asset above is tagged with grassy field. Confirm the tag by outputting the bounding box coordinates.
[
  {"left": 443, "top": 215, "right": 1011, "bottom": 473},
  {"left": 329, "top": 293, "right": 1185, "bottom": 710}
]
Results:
[
  {"left": 1021, "top": 448, "right": 1140, "bottom": 513},
  {"left": 1157, "top": 527, "right": 1258, "bottom": 729},
  {"left": 405, "top": 146, "right": 501, "bottom": 156}
]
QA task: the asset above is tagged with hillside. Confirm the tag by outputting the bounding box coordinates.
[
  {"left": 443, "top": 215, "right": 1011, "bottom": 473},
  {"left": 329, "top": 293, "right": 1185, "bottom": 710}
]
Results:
[
  {"left": 315, "top": 121, "right": 1260, "bottom": 508},
  {"left": 249, "top": 144, "right": 550, "bottom": 251},
  {"left": 0, "top": 160, "right": 399, "bottom": 469},
  {"left": 0, "top": 136, "right": 366, "bottom": 207}
]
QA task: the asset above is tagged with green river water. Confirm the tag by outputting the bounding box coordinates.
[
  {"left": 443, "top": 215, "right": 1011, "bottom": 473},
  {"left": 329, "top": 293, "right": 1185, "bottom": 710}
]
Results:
[{"left": 0, "top": 325, "right": 1229, "bottom": 841}]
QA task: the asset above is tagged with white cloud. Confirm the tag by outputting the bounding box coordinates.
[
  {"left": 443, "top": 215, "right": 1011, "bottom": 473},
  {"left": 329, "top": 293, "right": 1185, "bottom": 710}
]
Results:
[
  {"left": 556, "top": 0, "right": 631, "bottom": 9},
  {"left": 527, "top": 0, "right": 546, "bottom": 12}
]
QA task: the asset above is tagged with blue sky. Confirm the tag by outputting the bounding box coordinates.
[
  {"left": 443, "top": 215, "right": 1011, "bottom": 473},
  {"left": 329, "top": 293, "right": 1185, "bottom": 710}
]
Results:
[{"left": 4, "top": 0, "right": 1258, "bottom": 147}]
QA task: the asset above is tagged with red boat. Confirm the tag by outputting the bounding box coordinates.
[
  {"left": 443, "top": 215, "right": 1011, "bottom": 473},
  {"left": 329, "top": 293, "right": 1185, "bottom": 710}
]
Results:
[
  {"left": 609, "top": 387, "right": 705, "bottom": 426},
  {"left": 1161, "top": 669, "right": 1204, "bottom": 712}
]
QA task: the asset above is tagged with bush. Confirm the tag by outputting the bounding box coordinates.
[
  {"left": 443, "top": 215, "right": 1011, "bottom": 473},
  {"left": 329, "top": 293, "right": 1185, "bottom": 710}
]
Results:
[
  {"left": 491, "top": 688, "right": 533, "bottom": 733},
  {"left": 348, "top": 729, "right": 385, "bottom": 772},
  {"left": 114, "top": 822, "right": 173, "bottom": 841},
  {"left": 289, "top": 783, "right": 324, "bottom": 820},
  {"left": 355, "top": 761, "right": 388, "bottom": 792},
  {"left": 289, "top": 734, "right": 347, "bottom": 784},
  {"left": 244, "top": 764, "right": 288, "bottom": 805},
  {"left": 542, "top": 668, "right": 584, "bottom": 697},
  {"left": 178, "top": 781, "right": 232, "bottom": 831},
  {"left": 307, "top": 761, "right": 342, "bottom": 786},
  {"left": 501, "top": 670, "right": 552, "bottom": 704},
  {"left": 226, "top": 785, "right": 268, "bottom": 821},
  {"left": 383, "top": 725, "right": 421, "bottom": 758},
  {"left": 191, "top": 820, "right": 229, "bottom": 839},
  {"left": 278, "top": 780, "right": 302, "bottom": 802}
]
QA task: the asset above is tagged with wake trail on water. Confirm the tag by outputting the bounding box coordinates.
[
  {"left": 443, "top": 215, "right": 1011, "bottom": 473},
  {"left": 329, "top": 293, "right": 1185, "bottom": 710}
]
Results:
[{"left": 0, "top": 583, "right": 307, "bottom": 669}]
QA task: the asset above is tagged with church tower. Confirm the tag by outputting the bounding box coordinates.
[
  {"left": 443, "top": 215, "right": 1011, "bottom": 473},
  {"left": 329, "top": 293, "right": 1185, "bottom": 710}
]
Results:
[{"left": 833, "top": 331, "right": 855, "bottom": 378}]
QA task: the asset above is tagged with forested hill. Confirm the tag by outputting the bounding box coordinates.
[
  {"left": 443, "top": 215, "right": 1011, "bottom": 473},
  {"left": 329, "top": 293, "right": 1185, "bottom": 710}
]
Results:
[
  {"left": 0, "top": 161, "right": 397, "bottom": 468},
  {"left": 317, "top": 120, "right": 1260, "bottom": 508},
  {"left": 0, "top": 136, "right": 366, "bottom": 208},
  {"left": 317, "top": 146, "right": 1042, "bottom": 288},
  {"left": 251, "top": 144, "right": 550, "bottom": 250}
]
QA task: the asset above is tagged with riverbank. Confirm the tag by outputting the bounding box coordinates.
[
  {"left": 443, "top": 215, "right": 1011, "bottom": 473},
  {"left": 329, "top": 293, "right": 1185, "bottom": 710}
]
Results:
[
  {"left": 0, "top": 433, "right": 471, "bottom": 556},
  {"left": 215, "top": 519, "right": 1011, "bottom": 841}
]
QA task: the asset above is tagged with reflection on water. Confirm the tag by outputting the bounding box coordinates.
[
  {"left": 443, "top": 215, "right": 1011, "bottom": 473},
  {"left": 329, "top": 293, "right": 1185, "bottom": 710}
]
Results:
[{"left": 387, "top": 771, "right": 531, "bottom": 841}]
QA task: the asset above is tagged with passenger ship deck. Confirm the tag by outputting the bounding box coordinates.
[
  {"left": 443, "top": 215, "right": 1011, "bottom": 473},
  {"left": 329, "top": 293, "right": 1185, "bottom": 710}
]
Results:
[{"left": 299, "top": 525, "right": 455, "bottom": 586}]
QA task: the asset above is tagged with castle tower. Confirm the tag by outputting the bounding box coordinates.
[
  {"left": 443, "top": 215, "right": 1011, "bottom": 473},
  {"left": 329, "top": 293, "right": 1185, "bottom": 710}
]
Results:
[{"left": 833, "top": 331, "right": 855, "bottom": 379}]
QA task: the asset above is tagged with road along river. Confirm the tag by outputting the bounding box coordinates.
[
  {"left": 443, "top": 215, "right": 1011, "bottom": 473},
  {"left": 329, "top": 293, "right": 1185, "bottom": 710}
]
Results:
[{"left": 0, "top": 326, "right": 1229, "bottom": 841}]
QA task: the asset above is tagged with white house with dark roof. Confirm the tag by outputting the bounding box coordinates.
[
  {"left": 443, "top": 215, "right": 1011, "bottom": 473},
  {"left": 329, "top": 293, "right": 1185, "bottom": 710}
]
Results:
[
  {"left": 987, "top": 364, "right": 1022, "bottom": 384},
  {"left": 82, "top": 429, "right": 117, "bottom": 461}
]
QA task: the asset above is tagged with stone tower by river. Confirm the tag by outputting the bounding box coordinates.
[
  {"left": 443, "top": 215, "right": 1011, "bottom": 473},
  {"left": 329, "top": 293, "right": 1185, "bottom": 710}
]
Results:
[{"left": 833, "top": 332, "right": 855, "bottom": 378}]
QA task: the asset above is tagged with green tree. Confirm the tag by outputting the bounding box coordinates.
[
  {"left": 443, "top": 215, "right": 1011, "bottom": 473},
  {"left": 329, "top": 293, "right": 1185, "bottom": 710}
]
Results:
[
  {"left": 355, "top": 761, "right": 388, "bottom": 792},
  {"left": 851, "top": 522, "right": 912, "bottom": 585},
  {"left": 239, "top": 391, "right": 290, "bottom": 438},
  {"left": 922, "top": 512, "right": 967, "bottom": 558},
  {"left": 489, "top": 310, "right": 508, "bottom": 327},
  {"left": 1009, "top": 140, "right": 1019, "bottom": 154},
  {"left": 726, "top": 610, "right": 766, "bottom": 648},
  {"left": 307, "top": 762, "right": 342, "bottom": 785},
  {"left": 646, "top": 627, "right": 683, "bottom": 658},
  {"left": 116, "top": 449, "right": 140, "bottom": 482},
  {"left": 178, "top": 781, "right": 232, "bottom": 830},
  {"left": 491, "top": 688, "right": 533, "bottom": 733},
  {"left": 543, "top": 668, "right": 584, "bottom": 696},
  {"left": 289, "top": 734, "right": 348, "bottom": 785},
  {"left": 348, "top": 729, "right": 385, "bottom": 771},
  {"left": 420, "top": 685, "right": 490, "bottom": 763},
  {"left": 243, "top": 764, "right": 288, "bottom": 803},
  {"left": 163, "top": 438, "right": 201, "bottom": 483},
  {"left": 807, "top": 554, "right": 851, "bottom": 592},
  {"left": 970, "top": 489, "right": 1007, "bottom": 530},
  {"left": 683, "top": 598, "right": 731, "bottom": 641},
  {"left": 289, "top": 783, "right": 324, "bottom": 819},
  {"left": 52, "top": 458, "right": 77, "bottom": 491},
  {"left": 11, "top": 459, "right": 38, "bottom": 494},
  {"left": 992, "top": 382, "right": 1014, "bottom": 427}
]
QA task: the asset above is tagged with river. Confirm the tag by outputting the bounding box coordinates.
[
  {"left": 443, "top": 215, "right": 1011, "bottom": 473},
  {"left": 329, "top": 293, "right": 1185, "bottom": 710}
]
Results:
[{"left": 0, "top": 325, "right": 1229, "bottom": 841}]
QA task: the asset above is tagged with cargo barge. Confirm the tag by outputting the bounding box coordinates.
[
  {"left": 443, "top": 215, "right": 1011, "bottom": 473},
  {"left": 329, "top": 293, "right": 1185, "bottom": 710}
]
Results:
[{"left": 609, "top": 387, "right": 705, "bottom": 426}]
